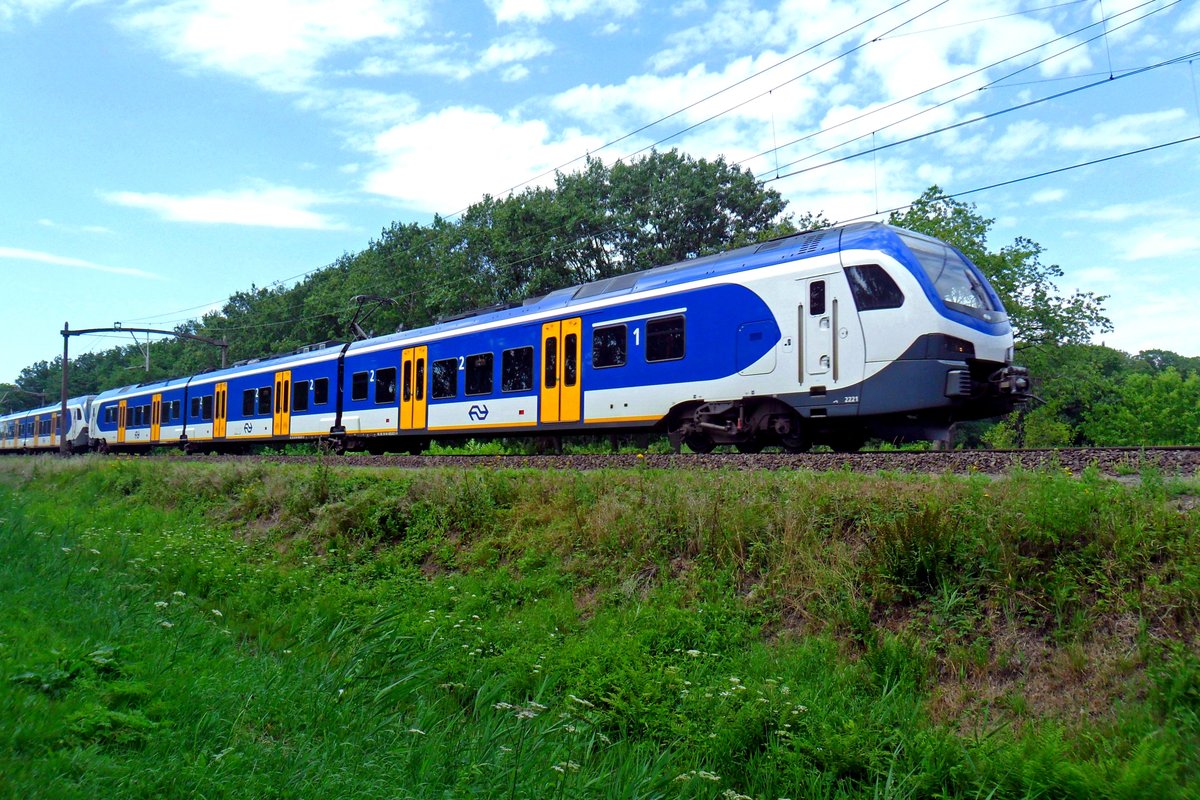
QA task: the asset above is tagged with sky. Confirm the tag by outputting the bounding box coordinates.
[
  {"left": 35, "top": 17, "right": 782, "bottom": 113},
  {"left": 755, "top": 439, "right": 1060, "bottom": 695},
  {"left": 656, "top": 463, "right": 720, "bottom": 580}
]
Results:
[{"left": 2, "top": 0, "right": 1199, "bottom": 387}]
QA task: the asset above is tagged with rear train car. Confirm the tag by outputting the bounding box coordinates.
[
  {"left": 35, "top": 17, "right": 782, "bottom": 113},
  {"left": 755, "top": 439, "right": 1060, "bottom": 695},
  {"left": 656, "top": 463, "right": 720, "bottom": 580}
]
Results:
[{"left": 0, "top": 396, "right": 94, "bottom": 454}]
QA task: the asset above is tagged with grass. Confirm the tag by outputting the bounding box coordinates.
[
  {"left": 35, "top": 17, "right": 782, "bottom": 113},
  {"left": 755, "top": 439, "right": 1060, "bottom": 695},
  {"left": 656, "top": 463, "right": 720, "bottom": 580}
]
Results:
[{"left": 0, "top": 457, "right": 1197, "bottom": 798}]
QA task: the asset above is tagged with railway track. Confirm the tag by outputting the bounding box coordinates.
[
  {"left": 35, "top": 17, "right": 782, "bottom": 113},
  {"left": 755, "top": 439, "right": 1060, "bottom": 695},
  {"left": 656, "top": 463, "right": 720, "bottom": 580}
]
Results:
[{"left": 217, "top": 446, "right": 1200, "bottom": 476}]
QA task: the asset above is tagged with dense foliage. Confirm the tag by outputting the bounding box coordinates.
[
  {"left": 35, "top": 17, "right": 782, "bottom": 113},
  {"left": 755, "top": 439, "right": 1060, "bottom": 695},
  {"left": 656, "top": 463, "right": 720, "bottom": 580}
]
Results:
[
  {"left": 2, "top": 459, "right": 1198, "bottom": 797},
  {"left": 3, "top": 151, "right": 1196, "bottom": 445}
]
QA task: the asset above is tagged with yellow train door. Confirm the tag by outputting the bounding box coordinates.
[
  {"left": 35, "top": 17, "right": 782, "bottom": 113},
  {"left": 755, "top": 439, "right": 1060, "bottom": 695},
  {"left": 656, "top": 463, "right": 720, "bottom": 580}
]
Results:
[
  {"left": 540, "top": 317, "right": 581, "bottom": 424},
  {"left": 117, "top": 401, "right": 127, "bottom": 444},
  {"left": 151, "top": 394, "right": 162, "bottom": 443},
  {"left": 401, "top": 346, "right": 428, "bottom": 431},
  {"left": 213, "top": 382, "right": 228, "bottom": 439},
  {"left": 272, "top": 371, "right": 292, "bottom": 437}
]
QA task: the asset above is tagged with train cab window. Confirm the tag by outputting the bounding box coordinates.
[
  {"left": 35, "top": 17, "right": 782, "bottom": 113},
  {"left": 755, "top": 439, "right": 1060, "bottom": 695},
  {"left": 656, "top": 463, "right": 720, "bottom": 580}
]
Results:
[
  {"left": 810, "top": 281, "right": 826, "bottom": 316},
  {"left": 376, "top": 367, "right": 397, "bottom": 404},
  {"left": 565, "top": 334, "right": 578, "bottom": 386},
  {"left": 293, "top": 381, "right": 310, "bottom": 412},
  {"left": 314, "top": 378, "right": 329, "bottom": 405},
  {"left": 845, "top": 264, "right": 904, "bottom": 311},
  {"left": 592, "top": 325, "right": 626, "bottom": 368},
  {"left": 502, "top": 347, "right": 534, "bottom": 392},
  {"left": 351, "top": 371, "right": 369, "bottom": 402},
  {"left": 201, "top": 396, "right": 213, "bottom": 421},
  {"left": 465, "top": 353, "right": 494, "bottom": 396},
  {"left": 646, "top": 316, "right": 685, "bottom": 362},
  {"left": 257, "top": 387, "right": 272, "bottom": 416},
  {"left": 432, "top": 358, "right": 458, "bottom": 399},
  {"left": 242, "top": 389, "right": 256, "bottom": 416}
]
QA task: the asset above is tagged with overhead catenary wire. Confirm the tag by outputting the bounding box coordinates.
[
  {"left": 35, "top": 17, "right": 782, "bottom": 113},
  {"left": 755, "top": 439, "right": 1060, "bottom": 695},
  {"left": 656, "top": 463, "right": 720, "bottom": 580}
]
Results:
[
  {"left": 766, "top": 50, "right": 1200, "bottom": 184},
  {"left": 744, "top": 0, "right": 1176, "bottom": 175},
  {"left": 825, "top": 134, "right": 1200, "bottom": 226}
]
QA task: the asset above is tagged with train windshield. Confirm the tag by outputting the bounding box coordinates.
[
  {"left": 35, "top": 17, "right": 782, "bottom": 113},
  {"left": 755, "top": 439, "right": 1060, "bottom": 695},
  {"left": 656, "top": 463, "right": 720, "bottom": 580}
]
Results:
[{"left": 900, "top": 235, "right": 1005, "bottom": 322}]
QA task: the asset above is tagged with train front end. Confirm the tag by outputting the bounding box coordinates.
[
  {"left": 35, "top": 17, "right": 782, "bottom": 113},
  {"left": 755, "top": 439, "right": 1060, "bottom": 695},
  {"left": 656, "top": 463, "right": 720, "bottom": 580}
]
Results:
[{"left": 840, "top": 223, "right": 1031, "bottom": 443}]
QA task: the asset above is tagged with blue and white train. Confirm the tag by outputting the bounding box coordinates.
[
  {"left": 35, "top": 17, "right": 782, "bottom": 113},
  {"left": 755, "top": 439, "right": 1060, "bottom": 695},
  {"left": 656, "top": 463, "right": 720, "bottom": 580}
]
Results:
[{"left": 0, "top": 222, "right": 1029, "bottom": 455}]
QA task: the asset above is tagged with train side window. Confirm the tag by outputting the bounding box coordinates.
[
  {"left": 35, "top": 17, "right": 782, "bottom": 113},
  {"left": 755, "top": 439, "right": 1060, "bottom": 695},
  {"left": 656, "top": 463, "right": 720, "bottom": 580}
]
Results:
[
  {"left": 543, "top": 337, "right": 557, "bottom": 388},
  {"left": 314, "top": 378, "right": 329, "bottom": 405},
  {"left": 242, "top": 389, "right": 256, "bottom": 416},
  {"left": 565, "top": 334, "right": 577, "bottom": 386},
  {"left": 810, "top": 281, "right": 826, "bottom": 316},
  {"left": 293, "top": 380, "right": 310, "bottom": 412},
  {"left": 465, "top": 353, "right": 494, "bottom": 396},
  {"left": 201, "top": 396, "right": 213, "bottom": 421},
  {"left": 191, "top": 397, "right": 201, "bottom": 418},
  {"left": 431, "top": 358, "right": 457, "bottom": 399},
  {"left": 376, "top": 367, "right": 397, "bottom": 404},
  {"left": 592, "top": 325, "right": 626, "bottom": 368},
  {"left": 171, "top": 400, "right": 181, "bottom": 420},
  {"left": 257, "top": 387, "right": 272, "bottom": 416},
  {"left": 351, "top": 371, "right": 369, "bottom": 402},
  {"left": 845, "top": 264, "right": 904, "bottom": 311},
  {"left": 502, "top": 347, "right": 534, "bottom": 392},
  {"left": 646, "top": 316, "right": 685, "bottom": 362}
]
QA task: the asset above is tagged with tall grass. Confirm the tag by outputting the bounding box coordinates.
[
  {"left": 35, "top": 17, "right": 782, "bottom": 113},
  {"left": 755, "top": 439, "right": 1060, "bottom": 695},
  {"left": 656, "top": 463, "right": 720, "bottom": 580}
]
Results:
[{"left": 0, "top": 457, "right": 1196, "bottom": 798}]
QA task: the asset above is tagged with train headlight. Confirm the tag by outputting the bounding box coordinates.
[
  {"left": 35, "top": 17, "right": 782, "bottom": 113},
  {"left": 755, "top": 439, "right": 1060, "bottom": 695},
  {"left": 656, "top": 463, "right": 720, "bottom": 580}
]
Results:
[{"left": 941, "top": 336, "right": 975, "bottom": 358}]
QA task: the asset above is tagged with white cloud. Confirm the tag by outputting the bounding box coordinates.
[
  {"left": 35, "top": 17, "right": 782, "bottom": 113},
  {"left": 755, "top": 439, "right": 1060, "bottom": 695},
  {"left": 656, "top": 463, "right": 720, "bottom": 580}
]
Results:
[
  {"left": 37, "top": 218, "right": 114, "bottom": 235},
  {"left": 1182, "top": 2, "right": 1200, "bottom": 31},
  {"left": 484, "top": 0, "right": 639, "bottom": 25},
  {"left": 989, "top": 120, "right": 1050, "bottom": 161},
  {"left": 362, "top": 106, "right": 606, "bottom": 212},
  {"left": 1113, "top": 228, "right": 1200, "bottom": 262},
  {"left": 1057, "top": 109, "right": 1189, "bottom": 151},
  {"left": 103, "top": 186, "right": 348, "bottom": 230},
  {"left": 1069, "top": 202, "right": 1164, "bottom": 223},
  {"left": 1029, "top": 188, "right": 1066, "bottom": 204},
  {"left": 119, "top": 0, "right": 428, "bottom": 92},
  {"left": 474, "top": 32, "right": 554, "bottom": 81},
  {"left": 0, "top": 0, "right": 70, "bottom": 25},
  {"left": 0, "top": 246, "right": 159, "bottom": 279}
]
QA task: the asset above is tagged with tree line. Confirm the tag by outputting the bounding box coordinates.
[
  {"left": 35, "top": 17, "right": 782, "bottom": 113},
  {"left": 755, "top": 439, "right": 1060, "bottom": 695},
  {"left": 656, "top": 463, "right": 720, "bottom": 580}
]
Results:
[{"left": 4, "top": 150, "right": 1197, "bottom": 446}]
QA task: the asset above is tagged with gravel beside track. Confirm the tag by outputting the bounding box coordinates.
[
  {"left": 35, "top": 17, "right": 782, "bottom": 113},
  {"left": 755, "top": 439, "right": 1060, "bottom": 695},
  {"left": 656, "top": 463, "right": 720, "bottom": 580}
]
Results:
[{"left": 236, "top": 448, "right": 1200, "bottom": 476}]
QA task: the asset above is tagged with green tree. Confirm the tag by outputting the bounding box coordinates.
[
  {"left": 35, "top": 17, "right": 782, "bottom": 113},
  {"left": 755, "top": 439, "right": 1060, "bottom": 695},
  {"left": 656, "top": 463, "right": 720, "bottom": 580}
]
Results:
[
  {"left": 889, "top": 187, "right": 1111, "bottom": 348},
  {"left": 1081, "top": 368, "right": 1200, "bottom": 445}
]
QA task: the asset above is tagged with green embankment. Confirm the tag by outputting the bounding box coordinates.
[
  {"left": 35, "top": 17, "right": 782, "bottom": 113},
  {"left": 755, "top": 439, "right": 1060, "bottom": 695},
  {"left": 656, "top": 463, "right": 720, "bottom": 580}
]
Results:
[{"left": 1, "top": 457, "right": 1197, "bottom": 799}]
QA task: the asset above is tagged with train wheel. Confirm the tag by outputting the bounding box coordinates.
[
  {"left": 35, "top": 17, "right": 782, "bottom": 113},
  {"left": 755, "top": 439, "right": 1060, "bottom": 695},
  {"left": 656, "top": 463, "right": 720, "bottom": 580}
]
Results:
[
  {"left": 780, "top": 429, "right": 811, "bottom": 453},
  {"left": 683, "top": 433, "right": 715, "bottom": 454},
  {"left": 735, "top": 439, "right": 764, "bottom": 454}
]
